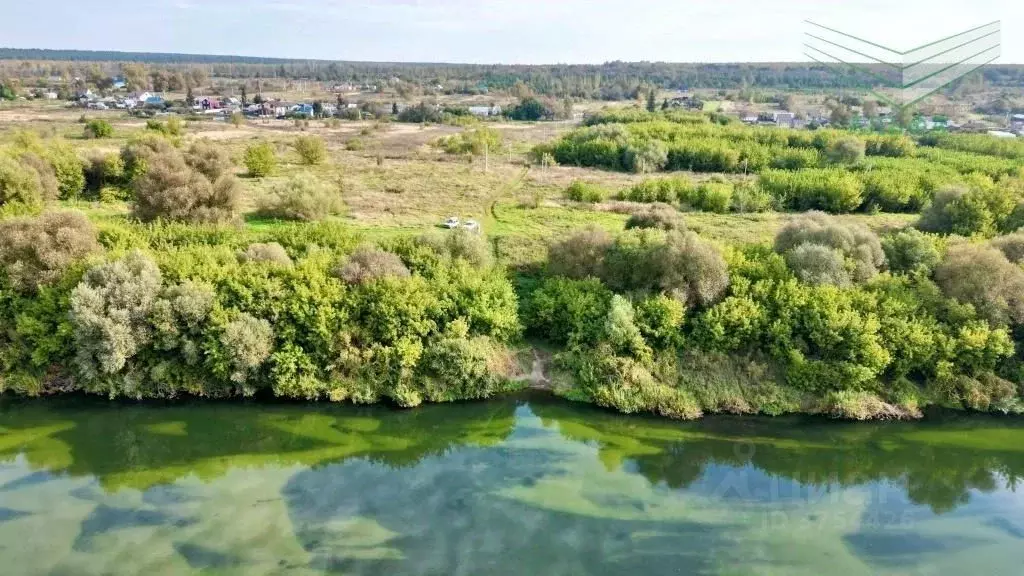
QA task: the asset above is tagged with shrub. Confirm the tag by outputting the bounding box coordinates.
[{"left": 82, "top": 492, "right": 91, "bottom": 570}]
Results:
[
  {"left": 547, "top": 227, "right": 613, "bottom": 279},
  {"left": 822, "top": 390, "right": 899, "bottom": 420},
  {"left": 682, "top": 180, "right": 732, "bottom": 213},
  {"left": 256, "top": 173, "right": 343, "bottom": 222},
  {"left": 83, "top": 151, "right": 125, "bottom": 193},
  {"left": 335, "top": 245, "right": 411, "bottom": 285},
  {"left": 935, "top": 244, "right": 1024, "bottom": 326},
  {"left": 565, "top": 180, "right": 608, "bottom": 203},
  {"left": 238, "top": 242, "right": 293, "bottom": 266},
  {"left": 561, "top": 347, "right": 702, "bottom": 419},
  {"left": 229, "top": 112, "right": 245, "bottom": 127},
  {"left": 825, "top": 136, "right": 866, "bottom": 165},
  {"left": 436, "top": 127, "right": 502, "bottom": 156},
  {"left": 635, "top": 294, "right": 686, "bottom": 350},
  {"left": 859, "top": 168, "right": 929, "bottom": 213},
  {"left": 604, "top": 295, "right": 651, "bottom": 359},
  {"left": 625, "top": 203, "right": 686, "bottom": 231},
  {"left": 917, "top": 186, "right": 980, "bottom": 236},
  {"left": 992, "top": 232, "right": 1024, "bottom": 264},
  {"left": 759, "top": 168, "right": 864, "bottom": 213},
  {"left": 218, "top": 313, "right": 274, "bottom": 386},
  {"left": 653, "top": 231, "right": 730, "bottom": 308},
  {"left": 418, "top": 332, "right": 510, "bottom": 403},
  {"left": 243, "top": 142, "right": 277, "bottom": 177},
  {"left": 132, "top": 151, "right": 240, "bottom": 224},
  {"left": 620, "top": 177, "right": 691, "bottom": 203},
  {"left": 345, "top": 138, "right": 365, "bottom": 151},
  {"left": 774, "top": 212, "right": 885, "bottom": 282},
  {"left": 184, "top": 140, "right": 234, "bottom": 181},
  {"left": 121, "top": 134, "right": 177, "bottom": 184},
  {"left": 84, "top": 119, "right": 113, "bottom": 139},
  {"left": 47, "top": 141, "right": 86, "bottom": 199},
  {"left": 148, "top": 280, "right": 215, "bottom": 368},
  {"left": 69, "top": 250, "right": 163, "bottom": 384},
  {"left": 730, "top": 181, "right": 774, "bottom": 212},
  {"left": 145, "top": 118, "right": 182, "bottom": 136},
  {"left": 526, "top": 277, "right": 612, "bottom": 344},
  {"left": 865, "top": 134, "right": 916, "bottom": 158},
  {"left": 18, "top": 152, "right": 59, "bottom": 200},
  {"left": 293, "top": 135, "right": 328, "bottom": 165},
  {"left": 785, "top": 243, "right": 851, "bottom": 287},
  {"left": 0, "top": 154, "right": 47, "bottom": 210},
  {"left": 882, "top": 228, "right": 941, "bottom": 275},
  {"left": 770, "top": 147, "right": 820, "bottom": 170},
  {"left": 417, "top": 228, "right": 493, "bottom": 268},
  {"left": 918, "top": 184, "right": 1020, "bottom": 237},
  {"left": 623, "top": 139, "right": 668, "bottom": 173},
  {"left": 0, "top": 211, "right": 100, "bottom": 292}
]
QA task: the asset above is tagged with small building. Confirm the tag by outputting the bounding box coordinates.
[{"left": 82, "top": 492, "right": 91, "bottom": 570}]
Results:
[
  {"left": 1011, "top": 114, "right": 1024, "bottom": 133},
  {"left": 988, "top": 130, "right": 1018, "bottom": 139},
  {"left": 773, "top": 112, "right": 796, "bottom": 128},
  {"left": 144, "top": 95, "right": 165, "bottom": 108},
  {"left": 468, "top": 105, "right": 502, "bottom": 117},
  {"left": 291, "top": 103, "right": 315, "bottom": 117},
  {"left": 43, "top": 91, "right": 58, "bottom": 100}
]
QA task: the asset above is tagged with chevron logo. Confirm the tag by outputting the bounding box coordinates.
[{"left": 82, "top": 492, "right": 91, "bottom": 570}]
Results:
[{"left": 804, "top": 20, "right": 1001, "bottom": 109}]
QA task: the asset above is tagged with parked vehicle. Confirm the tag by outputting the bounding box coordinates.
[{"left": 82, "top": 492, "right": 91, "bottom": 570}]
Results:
[{"left": 444, "top": 217, "right": 460, "bottom": 229}]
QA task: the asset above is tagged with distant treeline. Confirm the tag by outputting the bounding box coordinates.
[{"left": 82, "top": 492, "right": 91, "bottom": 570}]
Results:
[
  {"left": 2, "top": 48, "right": 1023, "bottom": 97},
  {"left": 0, "top": 48, "right": 296, "bottom": 65}
]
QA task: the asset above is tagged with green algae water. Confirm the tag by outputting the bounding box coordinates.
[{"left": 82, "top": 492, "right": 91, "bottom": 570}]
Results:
[{"left": 2, "top": 394, "right": 1023, "bottom": 575}]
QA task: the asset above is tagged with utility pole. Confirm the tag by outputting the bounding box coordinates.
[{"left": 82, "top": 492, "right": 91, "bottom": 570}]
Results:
[{"left": 484, "top": 141, "right": 489, "bottom": 173}]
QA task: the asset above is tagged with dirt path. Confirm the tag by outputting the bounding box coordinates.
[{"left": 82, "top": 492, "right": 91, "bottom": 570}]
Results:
[
  {"left": 524, "top": 348, "right": 553, "bottom": 390},
  {"left": 485, "top": 165, "right": 529, "bottom": 231}
]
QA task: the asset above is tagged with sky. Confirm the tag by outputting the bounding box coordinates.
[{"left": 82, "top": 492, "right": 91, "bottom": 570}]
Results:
[{"left": 0, "top": 0, "right": 1021, "bottom": 64}]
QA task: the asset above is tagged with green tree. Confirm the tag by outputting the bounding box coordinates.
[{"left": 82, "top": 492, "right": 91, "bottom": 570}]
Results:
[{"left": 243, "top": 142, "right": 277, "bottom": 177}]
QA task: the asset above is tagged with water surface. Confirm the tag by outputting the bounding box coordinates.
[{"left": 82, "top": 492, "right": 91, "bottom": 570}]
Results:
[{"left": 2, "top": 394, "right": 1023, "bottom": 575}]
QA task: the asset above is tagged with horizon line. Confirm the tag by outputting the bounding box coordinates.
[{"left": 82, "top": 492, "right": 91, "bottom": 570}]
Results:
[{"left": 1, "top": 46, "right": 1022, "bottom": 67}]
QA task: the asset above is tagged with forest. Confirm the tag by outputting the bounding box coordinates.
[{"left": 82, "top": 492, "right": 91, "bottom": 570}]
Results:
[{"left": 5, "top": 48, "right": 1024, "bottom": 97}]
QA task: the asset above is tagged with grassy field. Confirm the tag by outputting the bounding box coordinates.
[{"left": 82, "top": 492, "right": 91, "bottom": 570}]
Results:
[{"left": 1, "top": 101, "right": 919, "bottom": 267}]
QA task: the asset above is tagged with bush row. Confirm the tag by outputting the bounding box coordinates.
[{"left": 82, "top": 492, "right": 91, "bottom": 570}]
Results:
[
  {"left": 0, "top": 216, "right": 520, "bottom": 405},
  {"left": 522, "top": 212, "right": 1024, "bottom": 419},
  {"left": 3, "top": 208, "right": 1023, "bottom": 419}
]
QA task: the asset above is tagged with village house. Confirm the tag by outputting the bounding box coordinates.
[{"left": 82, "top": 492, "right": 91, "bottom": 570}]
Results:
[
  {"left": 1011, "top": 114, "right": 1024, "bottom": 134},
  {"left": 773, "top": 111, "right": 796, "bottom": 128},
  {"left": 468, "top": 105, "right": 502, "bottom": 117}
]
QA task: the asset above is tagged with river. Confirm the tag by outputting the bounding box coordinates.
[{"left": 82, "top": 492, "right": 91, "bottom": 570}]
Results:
[{"left": 1, "top": 393, "right": 1023, "bottom": 575}]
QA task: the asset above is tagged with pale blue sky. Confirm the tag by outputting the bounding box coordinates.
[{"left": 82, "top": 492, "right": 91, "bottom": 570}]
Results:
[{"left": 1, "top": 0, "right": 1020, "bottom": 64}]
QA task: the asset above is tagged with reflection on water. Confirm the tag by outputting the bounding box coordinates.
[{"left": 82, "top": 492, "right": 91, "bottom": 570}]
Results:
[{"left": 1, "top": 394, "right": 1023, "bottom": 575}]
